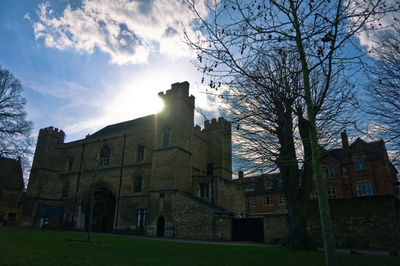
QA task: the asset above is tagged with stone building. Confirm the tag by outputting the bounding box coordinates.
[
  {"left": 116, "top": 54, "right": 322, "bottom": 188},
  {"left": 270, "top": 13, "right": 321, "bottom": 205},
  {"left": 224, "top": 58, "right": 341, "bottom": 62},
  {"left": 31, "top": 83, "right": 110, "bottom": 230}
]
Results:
[
  {"left": 0, "top": 157, "right": 24, "bottom": 225},
  {"left": 22, "top": 81, "right": 244, "bottom": 240}
]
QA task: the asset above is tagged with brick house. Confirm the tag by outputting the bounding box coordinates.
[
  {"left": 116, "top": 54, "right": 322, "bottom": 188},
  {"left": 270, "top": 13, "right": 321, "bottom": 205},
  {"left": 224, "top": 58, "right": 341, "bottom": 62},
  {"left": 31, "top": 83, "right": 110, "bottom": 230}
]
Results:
[
  {"left": 0, "top": 157, "right": 24, "bottom": 225},
  {"left": 236, "top": 132, "right": 398, "bottom": 216},
  {"left": 21, "top": 82, "right": 244, "bottom": 240}
]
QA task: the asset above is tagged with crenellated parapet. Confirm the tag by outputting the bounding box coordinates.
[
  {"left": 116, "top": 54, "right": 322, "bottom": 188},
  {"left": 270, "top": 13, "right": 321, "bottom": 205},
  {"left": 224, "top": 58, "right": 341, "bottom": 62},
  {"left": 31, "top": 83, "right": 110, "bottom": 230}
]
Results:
[
  {"left": 158, "top": 81, "right": 195, "bottom": 106},
  {"left": 38, "top": 126, "right": 65, "bottom": 142},
  {"left": 194, "top": 124, "right": 207, "bottom": 140},
  {"left": 204, "top": 117, "right": 231, "bottom": 131}
]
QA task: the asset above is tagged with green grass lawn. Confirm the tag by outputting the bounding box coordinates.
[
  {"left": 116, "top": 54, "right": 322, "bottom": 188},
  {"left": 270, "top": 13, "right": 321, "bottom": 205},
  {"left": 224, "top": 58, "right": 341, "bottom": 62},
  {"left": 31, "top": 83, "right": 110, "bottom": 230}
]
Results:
[{"left": 0, "top": 227, "right": 398, "bottom": 266}]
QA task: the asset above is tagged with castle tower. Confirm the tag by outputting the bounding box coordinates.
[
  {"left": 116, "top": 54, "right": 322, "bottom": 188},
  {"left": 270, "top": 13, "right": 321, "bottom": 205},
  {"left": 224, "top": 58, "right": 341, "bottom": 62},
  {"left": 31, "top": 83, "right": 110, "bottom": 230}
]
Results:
[
  {"left": 150, "top": 81, "right": 195, "bottom": 192},
  {"left": 26, "top": 127, "right": 65, "bottom": 198},
  {"left": 204, "top": 117, "right": 232, "bottom": 180}
]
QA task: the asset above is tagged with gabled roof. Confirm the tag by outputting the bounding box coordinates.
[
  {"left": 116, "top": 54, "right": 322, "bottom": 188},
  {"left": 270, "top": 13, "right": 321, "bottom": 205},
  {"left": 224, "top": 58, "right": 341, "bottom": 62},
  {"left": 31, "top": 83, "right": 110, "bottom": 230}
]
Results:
[
  {"left": 324, "top": 138, "right": 387, "bottom": 162},
  {"left": 89, "top": 114, "right": 155, "bottom": 138},
  {"left": 349, "top": 138, "right": 386, "bottom": 160},
  {"left": 0, "top": 157, "right": 24, "bottom": 191},
  {"left": 234, "top": 173, "right": 283, "bottom": 194}
]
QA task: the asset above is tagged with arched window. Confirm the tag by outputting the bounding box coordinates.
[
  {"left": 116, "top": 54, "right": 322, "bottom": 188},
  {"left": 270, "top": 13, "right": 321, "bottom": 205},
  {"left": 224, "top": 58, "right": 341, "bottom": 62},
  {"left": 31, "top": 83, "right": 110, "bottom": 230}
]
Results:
[{"left": 99, "top": 146, "right": 110, "bottom": 166}]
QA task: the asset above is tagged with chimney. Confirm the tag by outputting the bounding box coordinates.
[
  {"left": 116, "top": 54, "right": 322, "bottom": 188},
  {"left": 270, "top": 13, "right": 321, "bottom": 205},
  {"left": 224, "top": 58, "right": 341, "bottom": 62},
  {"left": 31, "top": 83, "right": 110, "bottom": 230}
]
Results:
[
  {"left": 341, "top": 131, "right": 349, "bottom": 149},
  {"left": 238, "top": 171, "right": 244, "bottom": 179}
]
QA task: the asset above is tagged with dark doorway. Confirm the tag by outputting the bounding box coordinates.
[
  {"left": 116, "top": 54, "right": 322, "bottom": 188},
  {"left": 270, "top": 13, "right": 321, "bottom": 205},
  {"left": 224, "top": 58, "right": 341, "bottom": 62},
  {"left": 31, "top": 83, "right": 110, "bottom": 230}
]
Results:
[
  {"left": 156, "top": 215, "right": 165, "bottom": 237},
  {"left": 232, "top": 217, "right": 264, "bottom": 242},
  {"left": 84, "top": 187, "right": 115, "bottom": 233}
]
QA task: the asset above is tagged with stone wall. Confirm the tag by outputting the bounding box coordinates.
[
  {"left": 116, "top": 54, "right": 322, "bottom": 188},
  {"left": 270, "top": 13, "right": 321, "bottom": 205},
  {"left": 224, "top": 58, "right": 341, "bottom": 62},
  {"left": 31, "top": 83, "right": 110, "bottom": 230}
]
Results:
[
  {"left": 307, "top": 195, "right": 400, "bottom": 250},
  {"left": 263, "top": 214, "right": 287, "bottom": 244},
  {"left": 216, "top": 177, "right": 244, "bottom": 216},
  {"left": 173, "top": 192, "right": 232, "bottom": 240},
  {"left": 262, "top": 195, "right": 400, "bottom": 250}
]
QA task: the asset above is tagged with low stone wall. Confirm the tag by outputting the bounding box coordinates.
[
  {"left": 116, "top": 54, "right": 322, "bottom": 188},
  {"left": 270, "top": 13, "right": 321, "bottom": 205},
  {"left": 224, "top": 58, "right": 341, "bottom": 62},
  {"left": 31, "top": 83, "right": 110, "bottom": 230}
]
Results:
[
  {"left": 263, "top": 214, "right": 287, "bottom": 244},
  {"left": 307, "top": 195, "right": 400, "bottom": 250},
  {"left": 262, "top": 195, "right": 400, "bottom": 250},
  {"left": 173, "top": 192, "right": 232, "bottom": 240}
]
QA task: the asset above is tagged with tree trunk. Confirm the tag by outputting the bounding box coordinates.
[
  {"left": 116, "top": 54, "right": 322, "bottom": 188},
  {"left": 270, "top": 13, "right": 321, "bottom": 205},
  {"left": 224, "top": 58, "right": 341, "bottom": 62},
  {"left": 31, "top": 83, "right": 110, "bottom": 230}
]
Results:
[
  {"left": 284, "top": 197, "right": 314, "bottom": 249},
  {"left": 307, "top": 114, "right": 337, "bottom": 265},
  {"left": 87, "top": 188, "right": 94, "bottom": 242},
  {"left": 276, "top": 104, "right": 314, "bottom": 249},
  {"left": 289, "top": 0, "right": 337, "bottom": 263}
]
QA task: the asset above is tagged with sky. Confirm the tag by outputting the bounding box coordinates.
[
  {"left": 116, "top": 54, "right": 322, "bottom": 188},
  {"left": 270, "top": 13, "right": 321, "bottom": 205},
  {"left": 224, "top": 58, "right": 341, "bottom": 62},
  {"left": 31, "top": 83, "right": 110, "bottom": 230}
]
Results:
[
  {"left": 0, "top": 0, "right": 220, "bottom": 143},
  {"left": 0, "top": 0, "right": 398, "bottom": 175}
]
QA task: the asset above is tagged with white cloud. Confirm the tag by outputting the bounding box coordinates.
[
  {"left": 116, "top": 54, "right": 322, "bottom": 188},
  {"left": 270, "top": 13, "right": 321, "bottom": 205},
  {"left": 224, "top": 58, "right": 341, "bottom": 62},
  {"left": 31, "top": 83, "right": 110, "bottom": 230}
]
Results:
[
  {"left": 23, "top": 13, "right": 31, "bottom": 21},
  {"left": 347, "top": 0, "right": 399, "bottom": 56},
  {"left": 33, "top": 0, "right": 205, "bottom": 65}
]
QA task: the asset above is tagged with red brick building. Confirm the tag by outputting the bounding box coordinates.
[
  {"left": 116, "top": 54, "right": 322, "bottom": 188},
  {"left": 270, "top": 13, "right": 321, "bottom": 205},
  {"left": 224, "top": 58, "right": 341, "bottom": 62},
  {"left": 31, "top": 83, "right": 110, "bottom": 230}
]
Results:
[{"left": 236, "top": 132, "right": 399, "bottom": 216}]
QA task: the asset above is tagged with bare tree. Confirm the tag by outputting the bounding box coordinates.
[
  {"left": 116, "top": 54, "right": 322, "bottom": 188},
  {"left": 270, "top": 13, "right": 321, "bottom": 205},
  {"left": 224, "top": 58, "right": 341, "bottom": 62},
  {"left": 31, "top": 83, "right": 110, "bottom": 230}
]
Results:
[
  {"left": 219, "top": 50, "right": 353, "bottom": 250},
  {"left": 85, "top": 168, "right": 97, "bottom": 242},
  {"left": 185, "top": 1, "right": 396, "bottom": 264},
  {"left": 365, "top": 20, "right": 400, "bottom": 164},
  {"left": 0, "top": 66, "right": 33, "bottom": 160}
]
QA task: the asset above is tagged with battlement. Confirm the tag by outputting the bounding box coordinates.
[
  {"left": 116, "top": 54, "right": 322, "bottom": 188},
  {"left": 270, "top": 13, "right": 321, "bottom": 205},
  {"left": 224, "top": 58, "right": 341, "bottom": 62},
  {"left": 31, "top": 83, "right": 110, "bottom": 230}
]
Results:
[
  {"left": 38, "top": 126, "right": 65, "bottom": 142},
  {"left": 204, "top": 117, "right": 231, "bottom": 130},
  {"left": 158, "top": 81, "right": 194, "bottom": 102},
  {"left": 194, "top": 124, "right": 207, "bottom": 139}
]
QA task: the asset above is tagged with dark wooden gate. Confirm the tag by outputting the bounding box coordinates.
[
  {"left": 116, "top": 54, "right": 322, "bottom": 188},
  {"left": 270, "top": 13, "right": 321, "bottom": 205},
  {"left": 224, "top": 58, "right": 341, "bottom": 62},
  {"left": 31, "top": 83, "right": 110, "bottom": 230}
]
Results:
[{"left": 232, "top": 217, "right": 264, "bottom": 242}]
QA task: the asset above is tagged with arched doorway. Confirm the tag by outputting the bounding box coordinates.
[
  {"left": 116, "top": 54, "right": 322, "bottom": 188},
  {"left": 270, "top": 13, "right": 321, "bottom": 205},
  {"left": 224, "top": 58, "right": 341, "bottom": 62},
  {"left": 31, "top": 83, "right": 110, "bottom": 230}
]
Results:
[
  {"left": 83, "top": 187, "right": 115, "bottom": 233},
  {"left": 156, "top": 215, "right": 165, "bottom": 237}
]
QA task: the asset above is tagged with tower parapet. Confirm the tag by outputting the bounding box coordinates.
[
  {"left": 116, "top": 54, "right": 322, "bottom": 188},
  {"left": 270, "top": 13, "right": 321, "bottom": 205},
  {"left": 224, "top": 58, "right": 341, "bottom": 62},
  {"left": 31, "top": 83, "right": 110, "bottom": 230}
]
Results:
[
  {"left": 204, "top": 117, "right": 231, "bottom": 131},
  {"left": 38, "top": 126, "right": 65, "bottom": 143},
  {"left": 158, "top": 81, "right": 194, "bottom": 106}
]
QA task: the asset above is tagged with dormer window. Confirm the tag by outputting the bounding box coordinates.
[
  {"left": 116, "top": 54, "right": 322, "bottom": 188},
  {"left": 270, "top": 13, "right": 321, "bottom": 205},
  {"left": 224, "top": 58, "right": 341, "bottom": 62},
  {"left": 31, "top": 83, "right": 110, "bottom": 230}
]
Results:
[
  {"left": 264, "top": 180, "right": 272, "bottom": 189},
  {"left": 244, "top": 183, "right": 256, "bottom": 192},
  {"left": 99, "top": 146, "right": 110, "bottom": 166}
]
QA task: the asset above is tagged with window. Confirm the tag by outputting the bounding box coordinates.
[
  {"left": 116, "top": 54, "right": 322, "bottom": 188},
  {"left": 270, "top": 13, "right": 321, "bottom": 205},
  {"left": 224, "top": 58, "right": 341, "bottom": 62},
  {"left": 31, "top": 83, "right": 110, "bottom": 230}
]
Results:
[
  {"left": 137, "top": 145, "right": 145, "bottom": 162},
  {"left": 207, "top": 163, "right": 214, "bottom": 176},
  {"left": 324, "top": 164, "right": 335, "bottom": 179},
  {"left": 356, "top": 182, "right": 372, "bottom": 196},
  {"left": 264, "top": 180, "right": 273, "bottom": 189},
  {"left": 244, "top": 183, "right": 256, "bottom": 192},
  {"left": 310, "top": 189, "right": 318, "bottom": 200},
  {"left": 341, "top": 166, "right": 348, "bottom": 178},
  {"left": 263, "top": 196, "right": 273, "bottom": 206},
  {"left": 355, "top": 159, "right": 366, "bottom": 171},
  {"left": 327, "top": 164, "right": 335, "bottom": 179},
  {"left": 99, "top": 146, "right": 110, "bottom": 166},
  {"left": 136, "top": 209, "right": 146, "bottom": 229},
  {"left": 199, "top": 183, "right": 209, "bottom": 198},
  {"left": 67, "top": 157, "right": 73, "bottom": 171},
  {"left": 279, "top": 194, "right": 286, "bottom": 205},
  {"left": 163, "top": 128, "right": 170, "bottom": 146},
  {"left": 250, "top": 196, "right": 257, "bottom": 207},
  {"left": 327, "top": 187, "right": 336, "bottom": 199},
  {"left": 134, "top": 176, "right": 142, "bottom": 193},
  {"left": 62, "top": 180, "right": 69, "bottom": 198}
]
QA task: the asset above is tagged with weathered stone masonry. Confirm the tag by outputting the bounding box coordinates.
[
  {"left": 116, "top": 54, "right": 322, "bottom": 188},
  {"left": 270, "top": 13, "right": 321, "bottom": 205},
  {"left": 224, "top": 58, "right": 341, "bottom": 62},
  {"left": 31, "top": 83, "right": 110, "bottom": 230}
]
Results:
[{"left": 21, "top": 81, "right": 244, "bottom": 240}]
